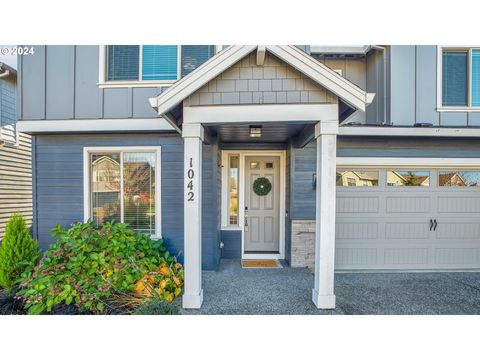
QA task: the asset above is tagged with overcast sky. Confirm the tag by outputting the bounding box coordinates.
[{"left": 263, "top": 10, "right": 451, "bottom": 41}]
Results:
[{"left": 0, "top": 45, "right": 17, "bottom": 69}]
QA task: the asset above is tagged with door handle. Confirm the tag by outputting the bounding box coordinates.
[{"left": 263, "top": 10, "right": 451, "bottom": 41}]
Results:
[
  {"left": 433, "top": 219, "right": 438, "bottom": 231},
  {"left": 429, "top": 219, "right": 434, "bottom": 231}
]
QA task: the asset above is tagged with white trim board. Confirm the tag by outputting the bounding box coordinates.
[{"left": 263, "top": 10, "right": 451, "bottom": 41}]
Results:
[
  {"left": 310, "top": 46, "right": 371, "bottom": 54},
  {"left": 337, "top": 157, "right": 480, "bottom": 168},
  {"left": 83, "top": 146, "right": 162, "bottom": 238},
  {"left": 183, "top": 103, "right": 338, "bottom": 125},
  {"left": 221, "top": 150, "right": 286, "bottom": 260},
  {"left": 149, "top": 45, "right": 375, "bottom": 116},
  {"left": 17, "top": 118, "right": 174, "bottom": 133},
  {"left": 338, "top": 126, "right": 480, "bottom": 137}
]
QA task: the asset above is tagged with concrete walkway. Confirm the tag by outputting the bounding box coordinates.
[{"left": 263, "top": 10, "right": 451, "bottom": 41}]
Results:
[{"left": 182, "top": 259, "right": 480, "bottom": 315}]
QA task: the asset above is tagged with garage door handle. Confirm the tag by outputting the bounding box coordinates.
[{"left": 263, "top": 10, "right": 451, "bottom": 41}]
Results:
[
  {"left": 429, "top": 219, "right": 434, "bottom": 231},
  {"left": 433, "top": 219, "right": 438, "bottom": 231}
]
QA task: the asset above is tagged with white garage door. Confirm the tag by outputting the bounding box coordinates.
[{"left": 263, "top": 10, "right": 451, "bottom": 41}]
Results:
[{"left": 335, "top": 167, "right": 480, "bottom": 270}]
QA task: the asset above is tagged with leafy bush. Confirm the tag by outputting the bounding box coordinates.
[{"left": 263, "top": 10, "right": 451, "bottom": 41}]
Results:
[
  {"left": 134, "top": 298, "right": 180, "bottom": 315},
  {"left": 0, "top": 214, "right": 40, "bottom": 292},
  {"left": 18, "top": 220, "right": 184, "bottom": 315}
]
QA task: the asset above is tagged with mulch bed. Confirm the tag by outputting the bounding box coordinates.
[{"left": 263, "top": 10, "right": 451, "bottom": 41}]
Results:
[
  {"left": 0, "top": 289, "right": 128, "bottom": 315},
  {"left": 0, "top": 291, "right": 26, "bottom": 315}
]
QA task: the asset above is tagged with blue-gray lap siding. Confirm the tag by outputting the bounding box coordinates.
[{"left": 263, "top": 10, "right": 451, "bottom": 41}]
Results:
[
  {"left": 221, "top": 230, "right": 242, "bottom": 259},
  {"left": 32, "top": 133, "right": 221, "bottom": 270}
]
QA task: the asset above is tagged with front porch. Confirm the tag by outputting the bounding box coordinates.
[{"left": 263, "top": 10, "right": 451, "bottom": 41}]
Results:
[
  {"left": 149, "top": 45, "right": 376, "bottom": 310},
  {"left": 182, "top": 259, "right": 480, "bottom": 315}
]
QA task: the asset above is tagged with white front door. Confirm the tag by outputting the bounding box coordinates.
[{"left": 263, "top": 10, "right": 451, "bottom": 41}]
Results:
[{"left": 244, "top": 156, "right": 280, "bottom": 253}]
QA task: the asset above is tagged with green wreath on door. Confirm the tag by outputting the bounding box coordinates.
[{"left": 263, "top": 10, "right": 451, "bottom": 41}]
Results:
[{"left": 253, "top": 177, "right": 272, "bottom": 196}]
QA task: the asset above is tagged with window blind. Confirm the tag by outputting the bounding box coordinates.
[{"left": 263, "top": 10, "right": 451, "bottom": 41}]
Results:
[
  {"left": 107, "top": 46, "right": 139, "bottom": 81},
  {"left": 181, "top": 45, "right": 216, "bottom": 77},
  {"left": 472, "top": 50, "right": 480, "bottom": 106},
  {"left": 123, "top": 152, "right": 156, "bottom": 235},
  {"left": 142, "top": 45, "right": 178, "bottom": 81},
  {"left": 442, "top": 51, "right": 468, "bottom": 106}
]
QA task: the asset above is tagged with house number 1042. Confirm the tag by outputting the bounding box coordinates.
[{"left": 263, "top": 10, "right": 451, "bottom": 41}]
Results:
[{"left": 187, "top": 157, "right": 194, "bottom": 201}]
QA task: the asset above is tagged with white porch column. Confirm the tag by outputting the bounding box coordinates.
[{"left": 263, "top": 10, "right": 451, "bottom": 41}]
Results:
[
  {"left": 312, "top": 120, "right": 338, "bottom": 309},
  {"left": 182, "top": 123, "right": 204, "bottom": 308}
]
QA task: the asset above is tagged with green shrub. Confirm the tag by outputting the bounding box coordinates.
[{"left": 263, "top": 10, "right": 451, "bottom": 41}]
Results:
[
  {"left": 134, "top": 298, "right": 180, "bottom": 315},
  {"left": 18, "top": 220, "right": 184, "bottom": 315},
  {"left": 0, "top": 214, "right": 40, "bottom": 292}
]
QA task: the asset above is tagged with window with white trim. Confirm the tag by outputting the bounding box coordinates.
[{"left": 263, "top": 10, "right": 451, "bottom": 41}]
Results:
[
  {"left": 228, "top": 154, "right": 239, "bottom": 226},
  {"left": 441, "top": 48, "right": 480, "bottom": 107},
  {"left": 104, "top": 45, "right": 216, "bottom": 84},
  {"left": 86, "top": 148, "right": 161, "bottom": 236}
]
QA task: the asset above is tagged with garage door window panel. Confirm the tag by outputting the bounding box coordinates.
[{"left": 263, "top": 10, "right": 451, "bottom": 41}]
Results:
[
  {"left": 336, "top": 169, "right": 379, "bottom": 187},
  {"left": 387, "top": 170, "right": 430, "bottom": 187},
  {"left": 439, "top": 170, "right": 480, "bottom": 187}
]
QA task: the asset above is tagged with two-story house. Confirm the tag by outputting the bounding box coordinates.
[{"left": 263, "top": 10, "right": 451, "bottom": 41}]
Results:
[
  {"left": 17, "top": 45, "right": 480, "bottom": 310},
  {"left": 0, "top": 62, "right": 32, "bottom": 237}
]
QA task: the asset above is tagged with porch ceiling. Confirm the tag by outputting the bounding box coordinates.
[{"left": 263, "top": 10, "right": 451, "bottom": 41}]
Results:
[{"left": 208, "top": 123, "right": 308, "bottom": 144}]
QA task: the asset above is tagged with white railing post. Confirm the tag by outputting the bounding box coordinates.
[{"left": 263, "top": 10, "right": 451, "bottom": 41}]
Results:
[
  {"left": 182, "top": 123, "right": 204, "bottom": 308},
  {"left": 312, "top": 120, "right": 338, "bottom": 309}
]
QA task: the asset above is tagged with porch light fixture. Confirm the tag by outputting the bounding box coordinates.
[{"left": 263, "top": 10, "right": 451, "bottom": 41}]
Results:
[{"left": 249, "top": 125, "right": 262, "bottom": 138}]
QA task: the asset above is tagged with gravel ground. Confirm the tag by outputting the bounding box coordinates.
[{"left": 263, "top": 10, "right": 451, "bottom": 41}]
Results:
[{"left": 182, "top": 259, "right": 480, "bottom": 315}]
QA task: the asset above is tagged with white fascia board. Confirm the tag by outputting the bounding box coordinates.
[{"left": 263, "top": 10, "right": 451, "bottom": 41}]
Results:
[
  {"left": 149, "top": 45, "right": 257, "bottom": 115},
  {"left": 339, "top": 126, "right": 480, "bottom": 138},
  {"left": 337, "top": 157, "right": 480, "bottom": 168},
  {"left": 310, "top": 45, "right": 371, "bottom": 54},
  {"left": 183, "top": 104, "right": 338, "bottom": 124},
  {"left": 17, "top": 118, "right": 174, "bottom": 133},
  {"left": 266, "top": 45, "right": 373, "bottom": 111}
]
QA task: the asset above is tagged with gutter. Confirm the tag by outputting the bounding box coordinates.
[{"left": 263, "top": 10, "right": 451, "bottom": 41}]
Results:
[{"left": 369, "top": 45, "right": 388, "bottom": 125}]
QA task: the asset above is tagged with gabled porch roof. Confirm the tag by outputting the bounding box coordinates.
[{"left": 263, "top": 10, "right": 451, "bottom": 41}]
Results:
[{"left": 149, "top": 45, "right": 375, "bottom": 131}]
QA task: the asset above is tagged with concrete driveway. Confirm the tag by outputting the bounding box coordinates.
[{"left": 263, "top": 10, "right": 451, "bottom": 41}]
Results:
[{"left": 182, "top": 259, "right": 480, "bottom": 315}]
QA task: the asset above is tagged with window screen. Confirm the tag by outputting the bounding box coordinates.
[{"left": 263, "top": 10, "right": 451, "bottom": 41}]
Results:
[
  {"left": 442, "top": 51, "right": 468, "bottom": 106},
  {"left": 107, "top": 45, "right": 139, "bottom": 81}
]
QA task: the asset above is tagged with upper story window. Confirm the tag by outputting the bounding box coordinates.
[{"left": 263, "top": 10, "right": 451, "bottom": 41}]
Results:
[
  {"left": 102, "top": 45, "right": 216, "bottom": 87},
  {"left": 107, "top": 45, "right": 179, "bottom": 82},
  {"left": 441, "top": 48, "right": 480, "bottom": 108}
]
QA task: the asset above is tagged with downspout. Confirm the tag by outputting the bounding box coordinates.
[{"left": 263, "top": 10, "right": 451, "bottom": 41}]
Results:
[
  {"left": 370, "top": 45, "right": 388, "bottom": 125},
  {"left": 0, "top": 68, "right": 6, "bottom": 143}
]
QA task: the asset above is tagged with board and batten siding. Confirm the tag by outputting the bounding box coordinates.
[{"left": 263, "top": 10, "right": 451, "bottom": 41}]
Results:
[
  {"left": 0, "top": 133, "right": 33, "bottom": 237},
  {"left": 32, "top": 133, "right": 220, "bottom": 270},
  {"left": 389, "top": 45, "right": 480, "bottom": 127},
  {"left": 18, "top": 46, "right": 162, "bottom": 121}
]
